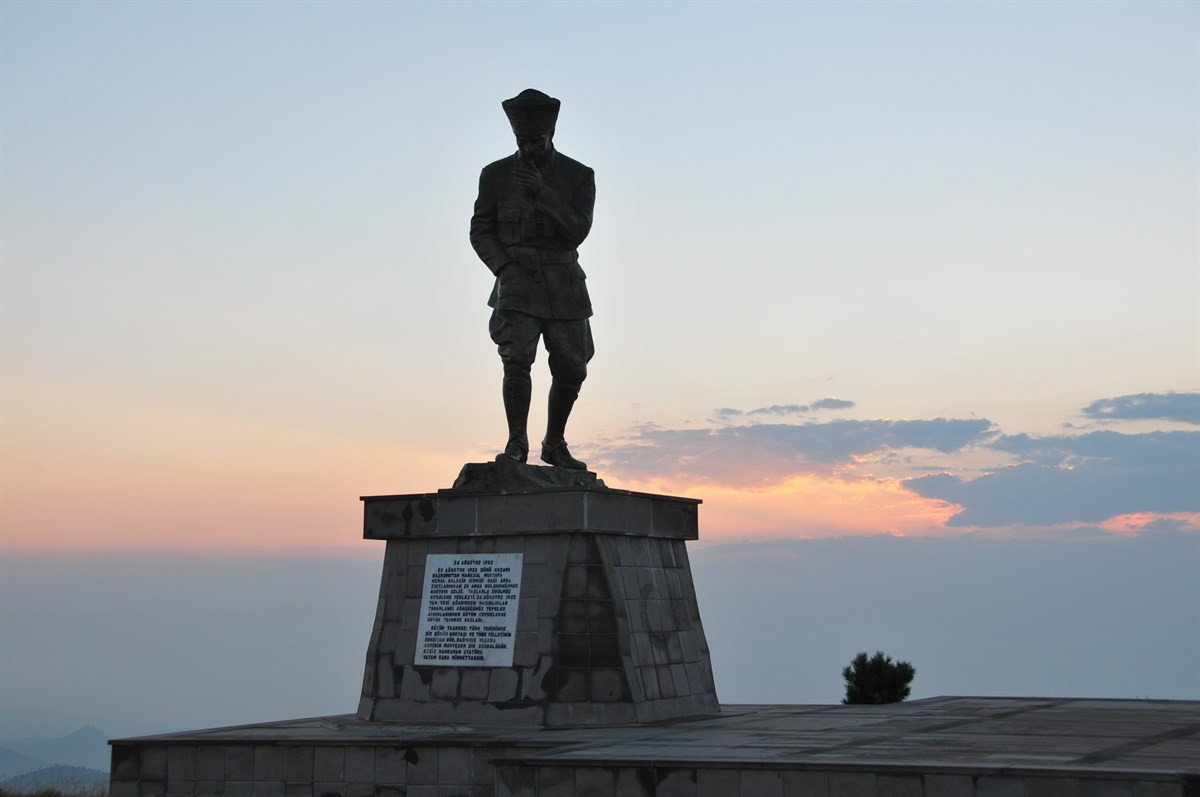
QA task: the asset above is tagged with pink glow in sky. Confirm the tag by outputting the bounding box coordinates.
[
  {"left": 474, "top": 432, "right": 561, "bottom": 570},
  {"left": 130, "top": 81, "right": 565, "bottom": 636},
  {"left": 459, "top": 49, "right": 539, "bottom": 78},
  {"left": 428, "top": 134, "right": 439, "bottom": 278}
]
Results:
[{"left": 1, "top": 1, "right": 1196, "bottom": 553}]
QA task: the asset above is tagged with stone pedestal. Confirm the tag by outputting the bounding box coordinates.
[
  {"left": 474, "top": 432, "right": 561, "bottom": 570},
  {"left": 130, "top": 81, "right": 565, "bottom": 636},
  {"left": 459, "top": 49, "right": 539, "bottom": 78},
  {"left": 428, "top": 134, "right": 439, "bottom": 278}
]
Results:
[{"left": 357, "top": 483, "right": 720, "bottom": 726}]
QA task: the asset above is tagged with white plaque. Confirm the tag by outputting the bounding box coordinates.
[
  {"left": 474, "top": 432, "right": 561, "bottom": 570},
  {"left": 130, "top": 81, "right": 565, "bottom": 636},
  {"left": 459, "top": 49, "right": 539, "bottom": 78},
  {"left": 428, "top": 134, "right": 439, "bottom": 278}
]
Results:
[{"left": 415, "top": 553, "right": 523, "bottom": 667}]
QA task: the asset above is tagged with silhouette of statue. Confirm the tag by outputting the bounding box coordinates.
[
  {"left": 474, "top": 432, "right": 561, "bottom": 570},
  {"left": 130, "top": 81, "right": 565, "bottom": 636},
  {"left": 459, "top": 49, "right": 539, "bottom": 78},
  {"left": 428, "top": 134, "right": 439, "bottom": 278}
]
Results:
[{"left": 470, "top": 89, "right": 596, "bottom": 470}]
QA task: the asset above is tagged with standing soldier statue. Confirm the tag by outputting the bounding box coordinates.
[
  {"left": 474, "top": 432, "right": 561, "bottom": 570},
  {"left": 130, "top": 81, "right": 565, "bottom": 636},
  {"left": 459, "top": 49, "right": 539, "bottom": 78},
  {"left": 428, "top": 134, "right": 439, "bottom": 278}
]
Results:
[{"left": 470, "top": 89, "right": 596, "bottom": 470}]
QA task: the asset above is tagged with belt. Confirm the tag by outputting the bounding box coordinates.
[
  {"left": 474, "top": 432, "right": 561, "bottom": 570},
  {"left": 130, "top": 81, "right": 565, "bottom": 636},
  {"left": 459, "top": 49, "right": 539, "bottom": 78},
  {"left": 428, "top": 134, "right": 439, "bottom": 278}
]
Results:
[{"left": 511, "top": 246, "right": 576, "bottom": 264}]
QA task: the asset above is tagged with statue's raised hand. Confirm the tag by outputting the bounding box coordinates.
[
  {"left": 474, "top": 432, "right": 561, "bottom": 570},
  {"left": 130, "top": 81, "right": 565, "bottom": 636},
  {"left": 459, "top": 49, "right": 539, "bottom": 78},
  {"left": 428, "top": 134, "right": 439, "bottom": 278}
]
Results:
[{"left": 513, "top": 164, "right": 545, "bottom": 197}]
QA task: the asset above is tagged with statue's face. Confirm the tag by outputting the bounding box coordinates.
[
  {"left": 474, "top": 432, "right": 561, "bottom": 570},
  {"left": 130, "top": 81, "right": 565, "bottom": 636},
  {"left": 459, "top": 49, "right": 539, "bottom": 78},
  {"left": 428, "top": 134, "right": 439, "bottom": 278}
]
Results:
[{"left": 516, "top": 133, "right": 553, "bottom": 165}]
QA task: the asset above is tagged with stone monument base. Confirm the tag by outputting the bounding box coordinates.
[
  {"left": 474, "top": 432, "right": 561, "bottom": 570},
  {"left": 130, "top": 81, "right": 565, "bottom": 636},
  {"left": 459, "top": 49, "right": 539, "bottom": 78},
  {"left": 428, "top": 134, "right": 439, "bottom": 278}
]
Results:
[{"left": 356, "top": 466, "right": 720, "bottom": 726}]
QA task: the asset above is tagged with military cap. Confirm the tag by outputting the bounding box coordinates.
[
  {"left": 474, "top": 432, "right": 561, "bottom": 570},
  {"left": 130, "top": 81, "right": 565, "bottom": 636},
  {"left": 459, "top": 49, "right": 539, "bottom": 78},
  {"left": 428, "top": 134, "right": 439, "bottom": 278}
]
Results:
[{"left": 502, "top": 89, "right": 560, "bottom": 136}]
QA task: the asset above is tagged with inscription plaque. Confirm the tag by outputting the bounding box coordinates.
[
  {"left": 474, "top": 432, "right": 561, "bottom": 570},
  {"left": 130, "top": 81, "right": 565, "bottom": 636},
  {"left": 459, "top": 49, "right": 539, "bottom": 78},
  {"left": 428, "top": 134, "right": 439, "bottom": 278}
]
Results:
[{"left": 415, "top": 553, "right": 523, "bottom": 667}]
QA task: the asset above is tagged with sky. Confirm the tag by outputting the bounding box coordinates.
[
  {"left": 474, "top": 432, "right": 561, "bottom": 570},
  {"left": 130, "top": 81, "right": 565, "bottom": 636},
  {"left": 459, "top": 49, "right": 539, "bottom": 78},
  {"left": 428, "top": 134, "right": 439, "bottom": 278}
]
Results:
[{"left": 1, "top": 0, "right": 1197, "bottom": 737}]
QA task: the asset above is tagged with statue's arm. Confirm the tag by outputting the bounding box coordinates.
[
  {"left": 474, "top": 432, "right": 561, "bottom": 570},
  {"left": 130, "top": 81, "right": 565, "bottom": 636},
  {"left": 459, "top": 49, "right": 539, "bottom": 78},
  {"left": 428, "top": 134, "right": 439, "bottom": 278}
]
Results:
[
  {"left": 469, "top": 169, "right": 513, "bottom": 275},
  {"left": 535, "top": 169, "right": 594, "bottom": 250}
]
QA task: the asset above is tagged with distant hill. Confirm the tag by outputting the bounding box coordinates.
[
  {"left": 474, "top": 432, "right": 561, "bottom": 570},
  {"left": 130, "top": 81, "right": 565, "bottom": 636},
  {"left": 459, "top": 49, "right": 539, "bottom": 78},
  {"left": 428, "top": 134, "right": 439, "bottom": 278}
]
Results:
[
  {"left": 0, "top": 763, "right": 108, "bottom": 794},
  {"left": 0, "top": 727, "right": 108, "bottom": 773},
  {"left": 0, "top": 747, "right": 47, "bottom": 781}
]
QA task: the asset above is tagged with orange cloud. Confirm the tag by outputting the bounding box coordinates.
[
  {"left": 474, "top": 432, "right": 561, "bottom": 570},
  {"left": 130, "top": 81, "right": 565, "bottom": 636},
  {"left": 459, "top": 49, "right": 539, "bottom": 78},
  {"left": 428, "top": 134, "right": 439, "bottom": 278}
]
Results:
[
  {"left": 604, "top": 472, "right": 961, "bottom": 541},
  {"left": 1097, "top": 512, "right": 1200, "bottom": 535}
]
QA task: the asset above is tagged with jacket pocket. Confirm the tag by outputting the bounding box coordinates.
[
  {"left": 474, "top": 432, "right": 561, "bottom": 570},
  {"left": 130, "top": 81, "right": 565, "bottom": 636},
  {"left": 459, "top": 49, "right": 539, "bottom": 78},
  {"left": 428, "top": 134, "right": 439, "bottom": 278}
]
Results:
[
  {"left": 498, "top": 204, "right": 522, "bottom": 245},
  {"left": 570, "top": 261, "right": 587, "bottom": 281},
  {"left": 497, "top": 261, "right": 530, "bottom": 302}
]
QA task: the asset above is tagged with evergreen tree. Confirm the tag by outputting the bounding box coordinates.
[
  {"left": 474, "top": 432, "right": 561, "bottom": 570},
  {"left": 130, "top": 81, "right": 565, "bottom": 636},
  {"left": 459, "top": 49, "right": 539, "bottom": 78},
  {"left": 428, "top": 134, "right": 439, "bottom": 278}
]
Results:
[{"left": 842, "top": 651, "right": 916, "bottom": 705}]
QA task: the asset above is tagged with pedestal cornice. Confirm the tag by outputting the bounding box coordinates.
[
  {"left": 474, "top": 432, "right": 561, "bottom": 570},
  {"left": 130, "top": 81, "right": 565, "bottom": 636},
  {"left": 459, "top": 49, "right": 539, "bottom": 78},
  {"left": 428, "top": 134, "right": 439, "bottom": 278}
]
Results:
[{"left": 361, "top": 489, "right": 700, "bottom": 540}]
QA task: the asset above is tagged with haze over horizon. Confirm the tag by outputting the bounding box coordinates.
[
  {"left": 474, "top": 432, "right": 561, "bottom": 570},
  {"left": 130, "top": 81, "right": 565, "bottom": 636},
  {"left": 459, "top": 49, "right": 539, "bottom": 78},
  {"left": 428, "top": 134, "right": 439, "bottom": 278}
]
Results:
[{"left": 1, "top": 0, "right": 1196, "bottom": 739}]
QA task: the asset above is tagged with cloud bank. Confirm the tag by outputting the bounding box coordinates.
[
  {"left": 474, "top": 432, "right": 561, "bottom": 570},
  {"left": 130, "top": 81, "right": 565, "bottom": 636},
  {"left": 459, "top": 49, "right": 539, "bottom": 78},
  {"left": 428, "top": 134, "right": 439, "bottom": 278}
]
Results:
[
  {"left": 594, "top": 417, "right": 995, "bottom": 486},
  {"left": 905, "top": 427, "right": 1199, "bottom": 527},
  {"left": 589, "top": 391, "right": 1200, "bottom": 536},
  {"left": 1082, "top": 391, "right": 1200, "bottom": 425},
  {"left": 713, "top": 398, "right": 856, "bottom": 423}
]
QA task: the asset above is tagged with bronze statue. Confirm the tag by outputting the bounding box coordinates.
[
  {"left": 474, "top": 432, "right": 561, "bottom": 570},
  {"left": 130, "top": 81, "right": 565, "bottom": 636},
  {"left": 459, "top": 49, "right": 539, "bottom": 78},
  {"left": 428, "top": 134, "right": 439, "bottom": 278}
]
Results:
[{"left": 470, "top": 89, "right": 596, "bottom": 470}]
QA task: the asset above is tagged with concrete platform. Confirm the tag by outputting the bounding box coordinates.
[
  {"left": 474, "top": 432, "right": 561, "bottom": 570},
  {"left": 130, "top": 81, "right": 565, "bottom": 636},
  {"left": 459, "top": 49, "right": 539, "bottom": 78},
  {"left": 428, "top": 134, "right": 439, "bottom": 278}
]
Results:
[{"left": 110, "top": 695, "right": 1200, "bottom": 796}]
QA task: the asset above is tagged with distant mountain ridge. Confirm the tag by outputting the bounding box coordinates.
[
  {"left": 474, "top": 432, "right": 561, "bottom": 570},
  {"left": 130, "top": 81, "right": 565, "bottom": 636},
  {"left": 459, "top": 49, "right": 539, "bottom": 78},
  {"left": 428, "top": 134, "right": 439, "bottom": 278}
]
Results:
[
  {"left": 0, "top": 746, "right": 46, "bottom": 781},
  {"left": 0, "top": 725, "right": 109, "bottom": 777},
  {"left": 0, "top": 763, "right": 108, "bottom": 794}
]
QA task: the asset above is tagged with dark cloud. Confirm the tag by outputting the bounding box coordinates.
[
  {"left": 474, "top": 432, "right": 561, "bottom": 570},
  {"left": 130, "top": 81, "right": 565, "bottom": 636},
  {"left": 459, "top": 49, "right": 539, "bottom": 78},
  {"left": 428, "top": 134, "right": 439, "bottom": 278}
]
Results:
[
  {"left": 592, "top": 418, "right": 996, "bottom": 485},
  {"left": 810, "top": 397, "right": 855, "bottom": 411},
  {"left": 746, "top": 404, "right": 807, "bottom": 416},
  {"left": 990, "top": 430, "right": 1198, "bottom": 468},
  {"left": 1140, "top": 517, "right": 1193, "bottom": 532},
  {"left": 596, "top": 398, "right": 1199, "bottom": 532},
  {"left": 713, "top": 398, "right": 855, "bottom": 422},
  {"left": 1082, "top": 391, "right": 1200, "bottom": 425},
  {"left": 905, "top": 429, "right": 1200, "bottom": 526}
]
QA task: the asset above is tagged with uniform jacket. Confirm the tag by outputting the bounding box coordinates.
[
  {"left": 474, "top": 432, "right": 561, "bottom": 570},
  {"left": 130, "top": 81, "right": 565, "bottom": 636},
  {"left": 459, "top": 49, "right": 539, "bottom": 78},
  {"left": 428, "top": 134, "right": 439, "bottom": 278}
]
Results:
[{"left": 470, "top": 148, "right": 595, "bottom": 320}]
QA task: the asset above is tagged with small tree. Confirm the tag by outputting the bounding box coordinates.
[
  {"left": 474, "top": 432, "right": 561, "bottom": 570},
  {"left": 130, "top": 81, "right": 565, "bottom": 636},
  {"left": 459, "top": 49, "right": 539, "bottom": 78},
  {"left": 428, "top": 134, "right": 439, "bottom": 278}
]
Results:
[{"left": 842, "top": 650, "right": 915, "bottom": 705}]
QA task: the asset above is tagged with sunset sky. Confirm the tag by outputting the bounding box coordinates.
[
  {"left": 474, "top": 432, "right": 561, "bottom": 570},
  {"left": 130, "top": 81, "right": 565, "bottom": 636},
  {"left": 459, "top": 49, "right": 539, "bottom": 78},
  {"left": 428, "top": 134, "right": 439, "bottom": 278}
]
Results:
[
  {"left": 0, "top": 1, "right": 1197, "bottom": 733},
  {"left": 3, "top": 0, "right": 1196, "bottom": 553}
]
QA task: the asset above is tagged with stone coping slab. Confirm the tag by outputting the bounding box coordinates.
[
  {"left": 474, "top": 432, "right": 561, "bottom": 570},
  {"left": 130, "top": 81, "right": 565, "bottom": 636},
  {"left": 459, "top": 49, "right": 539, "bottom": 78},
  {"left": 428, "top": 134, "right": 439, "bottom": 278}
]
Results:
[
  {"left": 111, "top": 696, "right": 1200, "bottom": 782},
  {"left": 361, "top": 489, "right": 701, "bottom": 540}
]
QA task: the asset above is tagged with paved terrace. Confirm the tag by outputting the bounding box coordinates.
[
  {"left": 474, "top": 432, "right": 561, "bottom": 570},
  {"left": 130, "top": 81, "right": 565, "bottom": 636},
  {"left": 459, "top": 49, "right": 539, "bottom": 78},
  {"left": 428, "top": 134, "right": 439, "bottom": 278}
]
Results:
[{"left": 113, "top": 696, "right": 1199, "bottom": 795}]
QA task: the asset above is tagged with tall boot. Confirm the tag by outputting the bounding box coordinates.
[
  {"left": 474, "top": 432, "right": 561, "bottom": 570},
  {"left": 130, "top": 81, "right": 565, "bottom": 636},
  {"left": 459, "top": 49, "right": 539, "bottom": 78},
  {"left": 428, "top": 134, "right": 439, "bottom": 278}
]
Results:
[
  {"left": 501, "top": 368, "right": 531, "bottom": 462},
  {"left": 541, "top": 379, "right": 586, "bottom": 470}
]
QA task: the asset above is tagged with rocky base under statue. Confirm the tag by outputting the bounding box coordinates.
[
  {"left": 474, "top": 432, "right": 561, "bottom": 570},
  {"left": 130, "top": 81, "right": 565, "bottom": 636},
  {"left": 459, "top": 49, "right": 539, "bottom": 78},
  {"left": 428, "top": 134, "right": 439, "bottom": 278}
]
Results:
[{"left": 452, "top": 456, "right": 606, "bottom": 493}]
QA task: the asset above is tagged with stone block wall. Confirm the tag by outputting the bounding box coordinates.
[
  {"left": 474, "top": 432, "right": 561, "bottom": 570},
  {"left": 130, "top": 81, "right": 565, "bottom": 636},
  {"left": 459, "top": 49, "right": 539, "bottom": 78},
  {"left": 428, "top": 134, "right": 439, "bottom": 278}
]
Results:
[
  {"left": 110, "top": 741, "right": 533, "bottom": 797},
  {"left": 357, "top": 525, "right": 719, "bottom": 726},
  {"left": 493, "top": 763, "right": 1190, "bottom": 797},
  {"left": 592, "top": 534, "right": 718, "bottom": 722},
  {"left": 107, "top": 743, "right": 1193, "bottom": 797}
]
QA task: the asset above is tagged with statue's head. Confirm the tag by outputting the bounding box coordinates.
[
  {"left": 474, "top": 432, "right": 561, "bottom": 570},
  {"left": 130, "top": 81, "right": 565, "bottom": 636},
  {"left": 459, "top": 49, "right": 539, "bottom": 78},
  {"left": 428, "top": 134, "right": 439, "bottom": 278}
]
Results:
[{"left": 503, "top": 89, "right": 559, "bottom": 165}]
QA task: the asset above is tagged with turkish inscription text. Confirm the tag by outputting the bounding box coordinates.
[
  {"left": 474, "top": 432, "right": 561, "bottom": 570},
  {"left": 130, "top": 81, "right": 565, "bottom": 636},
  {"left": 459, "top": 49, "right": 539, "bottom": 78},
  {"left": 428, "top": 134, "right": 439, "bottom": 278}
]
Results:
[{"left": 415, "top": 553, "right": 523, "bottom": 667}]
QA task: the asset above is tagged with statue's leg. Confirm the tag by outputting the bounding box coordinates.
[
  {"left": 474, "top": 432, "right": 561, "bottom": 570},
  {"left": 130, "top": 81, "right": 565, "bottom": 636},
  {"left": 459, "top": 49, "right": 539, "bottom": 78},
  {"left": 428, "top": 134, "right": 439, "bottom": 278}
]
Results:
[
  {"left": 541, "top": 319, "right": 594, "bottom": 470},
  {"left": 501, "top": 364, "right": 532, "bottom": 462},
  {"left": 490, "top": 310, "right": 540, "bottom": 462}
]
